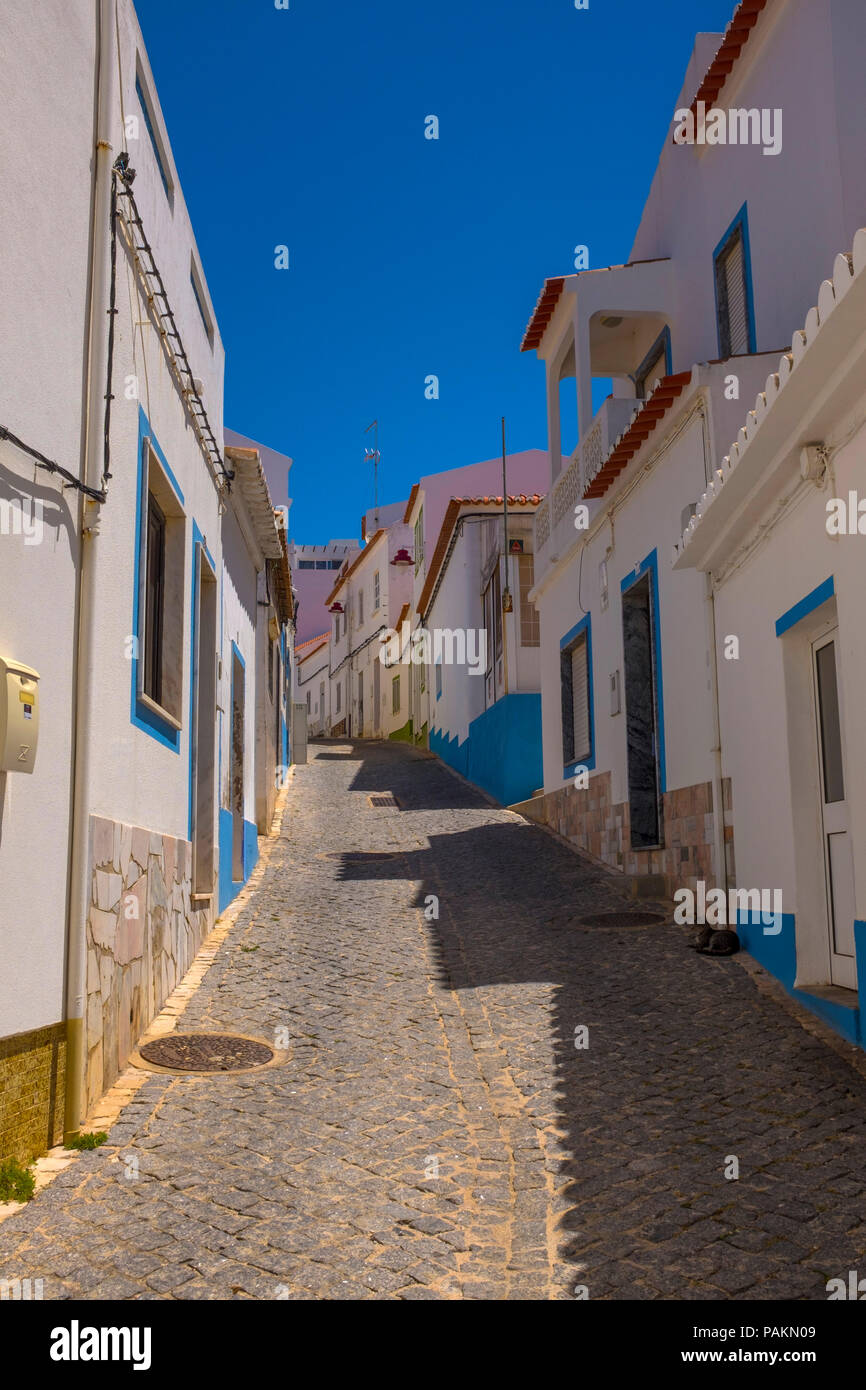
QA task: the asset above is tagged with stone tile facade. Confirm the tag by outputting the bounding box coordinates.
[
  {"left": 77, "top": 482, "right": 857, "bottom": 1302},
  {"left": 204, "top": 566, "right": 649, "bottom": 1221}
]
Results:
[
  {"left": 0, "top": 1023, "right": 66, "bottom": 1164},
  {"left": 534, "top": 772, "right": 735, "bottom": 895},
  {"left": 86, "top": 816, "right": 213, "bottom": 1111}
]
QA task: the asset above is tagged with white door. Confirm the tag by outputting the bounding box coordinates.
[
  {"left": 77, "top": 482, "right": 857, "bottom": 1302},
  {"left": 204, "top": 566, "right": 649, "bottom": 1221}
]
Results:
[{"left": 813, "top": 631, "right": 856, "bottom": 989}]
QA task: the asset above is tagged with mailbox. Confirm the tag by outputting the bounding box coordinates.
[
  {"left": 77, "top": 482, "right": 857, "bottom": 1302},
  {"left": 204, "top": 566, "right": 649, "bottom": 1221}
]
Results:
[{"left": 0, "top": 657, "right": 40, "bottom": 773}]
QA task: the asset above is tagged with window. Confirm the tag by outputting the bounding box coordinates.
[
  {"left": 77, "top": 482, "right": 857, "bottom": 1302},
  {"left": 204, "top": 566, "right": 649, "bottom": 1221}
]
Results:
[
  {"left": 306, "top": 690, "right": 311, "bottom": 712},
  {"left": 137, "top": 440, "right": 185, "bottom": 732},
  {"left": 358, "top": 590, "right": 364, "bottom": 625},
  {"left": 315, "top": 561, "right": 329, "bottom": 570},
  {"left": 319, "top": 681, "right": 325, "bottom": 714},
  {"left": 297, "top": 560, "right": 315, "bottom": 570},
  {"left": 392, "top": 675, "right": 401, "bottom": 714},
  {"left": 518, "top": 554, "right": 539, "bottom": 646},
  {"left": 560, "top": 618, "right": 593, "bottom": 770},
  {"left": 135, "top": 70, "right": 172, "bottom": 202},
  {"left": 714, "top": 207, "right": 754, "bottom": 358},
  {"left": 373, "top": 570, "right": 380, "bottom": 611},
  {"left": 634, "top": 327, "right": 670, "bottom": 400},
  {"left": 483, "top": 565, "right": 502, "bottom": 662},
  {"left": 414, "top": 509, "right": 424, "bottom": 573},
  {"left": 435, "top": 661, "right": 442, "bottom": 700},
  {"left": 336, "top": 681, "right": 341, "bottom": 713},
  {"left": 190, "top": 256, "right": 213, "bottom": 347},
  {"left": 329, "top": 559, "right": 342, "bottom": 569}
]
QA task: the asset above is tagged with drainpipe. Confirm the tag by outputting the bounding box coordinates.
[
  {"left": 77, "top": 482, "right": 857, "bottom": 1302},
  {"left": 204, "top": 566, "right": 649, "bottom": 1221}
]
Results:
[
  {"left": 699, "top": 401, "right": 728, "bottom": 897},
  {"left": 64, "top": 0, "right": 116, "bottom": 1139}
]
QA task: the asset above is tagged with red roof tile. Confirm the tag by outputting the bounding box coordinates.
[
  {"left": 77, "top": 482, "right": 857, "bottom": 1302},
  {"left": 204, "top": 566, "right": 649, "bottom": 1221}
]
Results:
[
  {"left": 687, "top": 0, "right": 770, "bottom": 118},
  {"left": 521, "top": 277, "right": 566, "bottom": 353},
  {"left": 583, "top": 373, "right": 692, "bottom": 500}
]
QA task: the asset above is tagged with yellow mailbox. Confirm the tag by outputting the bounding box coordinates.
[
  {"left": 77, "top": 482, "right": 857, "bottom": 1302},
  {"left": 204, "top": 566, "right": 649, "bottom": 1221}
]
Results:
[{"left": 0, "top": 657, "right": 40, "bottom": 773}]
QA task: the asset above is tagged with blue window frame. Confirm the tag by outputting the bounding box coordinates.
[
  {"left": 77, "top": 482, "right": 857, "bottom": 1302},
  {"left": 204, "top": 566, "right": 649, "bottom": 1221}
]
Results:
[
  {"left": 190, "top": 260, "right": 213, "bottom": 345},
  {"left": 633, "top": 326, "right": 672, "bottom": 399},
  {"left": 713, "top": 203, "right": 756, "bottom": 358},
  {"left": 136, "top": 73, "right": 172, "bottom": 201},
  {"left": 620, "top": 549, "right": 666, "bottom": 796},
  {"left": 560, "top": 613, "right": 594, "bottom": 778}
]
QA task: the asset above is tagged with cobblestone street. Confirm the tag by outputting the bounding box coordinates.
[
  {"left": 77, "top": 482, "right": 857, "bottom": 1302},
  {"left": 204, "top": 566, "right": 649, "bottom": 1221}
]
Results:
[{"left": 3, "top": 740, "right": 866, "bottom": 1300}]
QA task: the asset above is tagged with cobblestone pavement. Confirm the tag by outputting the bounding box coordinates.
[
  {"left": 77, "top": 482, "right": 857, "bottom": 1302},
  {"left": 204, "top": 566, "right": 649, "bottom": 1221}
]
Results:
[{"left": 3, "top": 739, "right": 866, "bottom": 1300}]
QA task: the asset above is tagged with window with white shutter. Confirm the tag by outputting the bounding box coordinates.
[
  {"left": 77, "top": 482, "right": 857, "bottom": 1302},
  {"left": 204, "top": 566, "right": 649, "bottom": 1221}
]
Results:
[
  {"left": 560, "top": 620, "right": 593, "bottom": 769},
  {"left": 714, "top": 213, "right": 754, "bottom": 358}
]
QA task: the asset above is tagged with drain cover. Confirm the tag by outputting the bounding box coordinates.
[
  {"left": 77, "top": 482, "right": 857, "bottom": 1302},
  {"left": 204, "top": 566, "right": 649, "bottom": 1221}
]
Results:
[
  {"left": 369, "top": 793, "right": 400, "bottom": 808},
  {"left": 137, "top": 1033, "right": 274, "bottom": 1073},
  {"left": 576, "top": 911, "right": 667, "bottom": 929}
]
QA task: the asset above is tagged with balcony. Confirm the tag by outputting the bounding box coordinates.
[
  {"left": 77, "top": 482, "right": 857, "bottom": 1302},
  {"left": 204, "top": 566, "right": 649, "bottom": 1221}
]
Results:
[{"left": 534, "top": 394, "right": 641, "bottom": 579}]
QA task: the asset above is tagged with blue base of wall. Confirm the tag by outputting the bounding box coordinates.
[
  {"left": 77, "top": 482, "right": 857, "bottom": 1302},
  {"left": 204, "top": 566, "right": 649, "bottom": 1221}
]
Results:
[
  {"left": 737, "top": 911, "right": 862, "bottom": 1046},
  {"left": 431, "top": 693, "right": 542, "bottom": 807},
  {"left": 218, "top": 809, "right": 259, "bottom": 914}
]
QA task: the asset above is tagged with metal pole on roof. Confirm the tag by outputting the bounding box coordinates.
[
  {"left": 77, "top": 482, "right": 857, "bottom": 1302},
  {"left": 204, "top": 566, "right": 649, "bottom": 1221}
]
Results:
[
  {"left": 364, "top": 419, "right": 379, "bottom": 527},
  {"left": 501, "top": 417, "right": 512, "bottom": 608}
]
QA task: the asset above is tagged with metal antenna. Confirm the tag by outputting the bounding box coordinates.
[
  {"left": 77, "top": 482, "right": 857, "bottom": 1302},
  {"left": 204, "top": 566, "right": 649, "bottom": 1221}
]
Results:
[{"left": 364, "top": 419, "right": 380, "bottom": 527}]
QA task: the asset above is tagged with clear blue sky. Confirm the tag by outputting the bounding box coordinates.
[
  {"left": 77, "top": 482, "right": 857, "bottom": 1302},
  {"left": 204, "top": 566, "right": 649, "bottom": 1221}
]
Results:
[{"left": 136, "top": 0, "right": 735, "bottom": 542}]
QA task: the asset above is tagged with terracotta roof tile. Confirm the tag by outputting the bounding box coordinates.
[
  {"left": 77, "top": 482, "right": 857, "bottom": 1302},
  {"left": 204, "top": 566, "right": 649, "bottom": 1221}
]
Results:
[
  {"left": 583, "top": 373, "right": 692, "bottom": 500},
  {"left": 417, "top": 494, "right": 543, "bottom": 616},
  {"left": 324, "top": 529, "right": 385, "bottom": 606},
  {"left": 687, "top": 0, "right": 770, "bottom": 118}
]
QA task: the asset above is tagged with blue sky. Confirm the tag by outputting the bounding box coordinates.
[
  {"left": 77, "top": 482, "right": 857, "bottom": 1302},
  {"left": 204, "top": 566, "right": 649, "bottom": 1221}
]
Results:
[{"left": 136, "top": 0, "right": 735, "bottom": 542}]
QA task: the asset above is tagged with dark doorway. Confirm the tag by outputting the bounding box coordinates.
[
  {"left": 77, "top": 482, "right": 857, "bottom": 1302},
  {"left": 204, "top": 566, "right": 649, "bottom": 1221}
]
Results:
[{"left": 622, "top": 573, "right": 661, "bottom": 848}]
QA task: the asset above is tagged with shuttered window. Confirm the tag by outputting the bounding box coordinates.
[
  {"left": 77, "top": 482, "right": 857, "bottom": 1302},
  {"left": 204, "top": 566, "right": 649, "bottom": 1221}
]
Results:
[
  {"left": 560, "top": 621, "right": 592, "bottom": 769},
  {"left": 571, "top": 635, "right": 591, "bottom": 763},
  {"left": 715, "top": 218, "right": 753, "bottom": 358}
]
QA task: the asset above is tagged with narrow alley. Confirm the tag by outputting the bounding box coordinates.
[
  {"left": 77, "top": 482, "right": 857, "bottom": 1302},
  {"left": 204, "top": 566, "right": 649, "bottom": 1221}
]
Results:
[{"left": 2, "top": 741, "right": 865, "bottom": 1301}]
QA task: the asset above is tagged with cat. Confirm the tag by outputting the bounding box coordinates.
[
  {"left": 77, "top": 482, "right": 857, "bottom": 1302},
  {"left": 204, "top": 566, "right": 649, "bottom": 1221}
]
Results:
[{"left": 688, "top": 924, "right": 740, "bottom": 956}]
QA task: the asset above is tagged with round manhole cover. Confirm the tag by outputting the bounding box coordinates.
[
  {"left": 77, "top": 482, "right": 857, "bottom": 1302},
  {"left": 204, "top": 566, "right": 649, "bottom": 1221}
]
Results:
[
  {"left": 576, "top": 911, "right": 667, "bottom": 929},
  {"left": 137, "top": 1033, "right": 275, "bottom": 1073}
]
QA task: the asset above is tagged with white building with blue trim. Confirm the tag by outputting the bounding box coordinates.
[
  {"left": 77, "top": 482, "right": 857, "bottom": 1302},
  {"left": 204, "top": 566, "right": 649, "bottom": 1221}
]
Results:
[
  {"left": 519, "top": 0, "right": 866, "bottom": 1046},
  {"left": 0, "top": 0, "right": 294, "bottom": 1161}
]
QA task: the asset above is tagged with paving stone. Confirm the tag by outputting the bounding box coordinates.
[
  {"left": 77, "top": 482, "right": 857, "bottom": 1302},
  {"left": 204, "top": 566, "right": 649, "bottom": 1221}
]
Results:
[{"left": 2, "top": 740, "right": 866, "bottom": 1300}]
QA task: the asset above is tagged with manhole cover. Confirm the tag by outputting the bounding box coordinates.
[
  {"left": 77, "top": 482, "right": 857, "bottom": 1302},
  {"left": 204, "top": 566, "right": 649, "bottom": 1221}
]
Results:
[
  {"left": 576, "top": 911, "right": 667, "bottom": 929},
  {"left": 137, "top": 1033, "right": 275, "bottom": 1073},
  {"left": 369, "top": 793, "right": 400, "bottom": 808}
]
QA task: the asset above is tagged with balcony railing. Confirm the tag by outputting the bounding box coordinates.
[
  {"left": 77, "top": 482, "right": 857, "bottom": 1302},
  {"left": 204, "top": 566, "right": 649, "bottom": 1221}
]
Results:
[{"left": 533, "top": 394, "right": 641, "bottom": 577}]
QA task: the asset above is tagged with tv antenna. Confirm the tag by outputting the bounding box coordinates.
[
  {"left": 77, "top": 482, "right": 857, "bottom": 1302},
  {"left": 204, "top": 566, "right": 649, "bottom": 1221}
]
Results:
[{"left": 364, "top": 419, "right": 380, "bottom": 527}]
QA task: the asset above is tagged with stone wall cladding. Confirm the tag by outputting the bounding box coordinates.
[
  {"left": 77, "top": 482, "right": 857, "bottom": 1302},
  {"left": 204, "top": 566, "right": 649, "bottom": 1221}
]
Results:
[
  {"left": 86, "top": 816, "right": 213, "bottom": 1111},
  {"left": 0, "top": 1023, "right": 66, "bottom": 1164},
  {"left": 539, "top": 773, "right": 734, "bottom": 895}
]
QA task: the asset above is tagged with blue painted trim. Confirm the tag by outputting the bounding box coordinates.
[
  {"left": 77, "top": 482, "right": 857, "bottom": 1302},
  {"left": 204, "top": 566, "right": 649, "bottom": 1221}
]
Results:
[
  {"left": 560, "top": 612, "right": 595, "bottom": 777},
  {"left": 633, "top": 325, "right": 672, "bottom": 391},
  {"left": 775, "top": 575, "right": 835, "bottom": 637},
  {"left": 135, "top": 73, "right": 172, "bottom": 199},
  {"left": 713, "top": 202, "right": 757, "bottom": 356},
  {"left": 620, "top": 549, "right": 666, "bottom": 794},
  {"left": 138, "top": 405, "right": 184, "bottom": 505},
  {"left": 130, "top": 409, "right": 181, "bottom": 753},
  {"left": 218, "top": 811, "right": 259, "bottom": 912},
  {"left": 738, "top": 910, "right": 861, "bottom": 1046},
  {"left": 187, "top": 523, "right": 214, "bottom": 841}
]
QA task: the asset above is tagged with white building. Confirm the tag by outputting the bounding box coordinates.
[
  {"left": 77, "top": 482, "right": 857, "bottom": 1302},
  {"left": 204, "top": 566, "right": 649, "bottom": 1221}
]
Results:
[
  {"left": 520, "top": 0, "right": 866, "bottom": 917},
  {"left": 0, "top": 0, "right": 293, "bottom": 1160},
  {"left": 326, "top": 502, "right": 414, "bottom": 740},
  {"left": 674, "top": 225, "right": 866, "bottom": 1044},
  {"left": 295, "top": 632, "right": 331, "bottom": 737},
  {"left": 421, "top": 494, "right": 544, "bottom": 805},
  {"left": 403, "top": 451, "right": 549, "bottom": 747}
]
